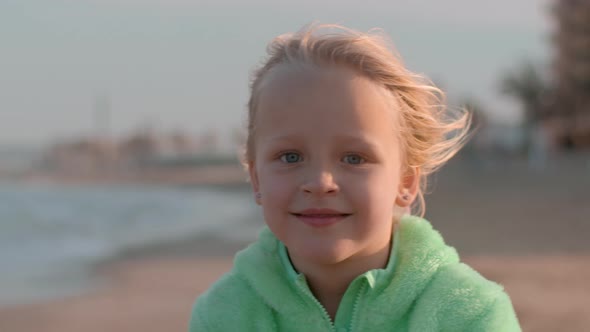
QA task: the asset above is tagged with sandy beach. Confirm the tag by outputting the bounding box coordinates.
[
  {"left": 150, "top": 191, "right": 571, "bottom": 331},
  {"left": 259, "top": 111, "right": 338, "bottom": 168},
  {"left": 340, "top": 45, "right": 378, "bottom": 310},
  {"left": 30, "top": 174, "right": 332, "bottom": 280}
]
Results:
[{"left": 1, "top": 155, "right": 589, "bottom": 332}]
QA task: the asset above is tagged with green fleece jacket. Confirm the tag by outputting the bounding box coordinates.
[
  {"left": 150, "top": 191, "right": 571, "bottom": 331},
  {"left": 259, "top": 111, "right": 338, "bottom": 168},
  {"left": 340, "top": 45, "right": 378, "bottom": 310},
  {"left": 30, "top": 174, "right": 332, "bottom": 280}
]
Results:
[{"left": 190, "top": 215, "right": 521, "bottom": 331}]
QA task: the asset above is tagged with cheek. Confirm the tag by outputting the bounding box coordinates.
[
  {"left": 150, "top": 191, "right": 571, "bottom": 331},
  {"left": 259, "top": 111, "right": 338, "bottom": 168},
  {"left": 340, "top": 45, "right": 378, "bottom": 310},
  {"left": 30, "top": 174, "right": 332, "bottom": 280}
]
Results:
[
  {"left": 258, "top": 167, "right": 292, "bottom": 208},
  {"left": 349, "top": 168, "right": 400, "bottom": 216}
]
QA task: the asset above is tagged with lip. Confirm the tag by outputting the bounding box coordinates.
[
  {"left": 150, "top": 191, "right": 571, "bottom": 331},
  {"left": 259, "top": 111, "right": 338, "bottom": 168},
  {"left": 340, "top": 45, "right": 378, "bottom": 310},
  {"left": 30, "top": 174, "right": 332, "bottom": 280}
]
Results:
[{"left": 291, "top": 208, "right": 352, "bottom": 228}]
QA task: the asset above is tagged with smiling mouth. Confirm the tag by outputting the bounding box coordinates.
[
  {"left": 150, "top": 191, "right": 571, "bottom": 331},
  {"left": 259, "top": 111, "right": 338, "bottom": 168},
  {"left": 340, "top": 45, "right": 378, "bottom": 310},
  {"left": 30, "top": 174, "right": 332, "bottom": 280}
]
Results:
[
  {"left": 292, "top": 213, "right": 351, "bottom": 217},
  {"left": 291, "top": 213, "right": 352, "bottom": 227}
]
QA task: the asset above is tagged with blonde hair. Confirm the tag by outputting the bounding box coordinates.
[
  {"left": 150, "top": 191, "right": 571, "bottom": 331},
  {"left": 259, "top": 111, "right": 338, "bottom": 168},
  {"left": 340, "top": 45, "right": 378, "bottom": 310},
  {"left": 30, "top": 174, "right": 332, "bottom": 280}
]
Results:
[{"left": 243, "top": 23, "right": 472, "bottom": 217}]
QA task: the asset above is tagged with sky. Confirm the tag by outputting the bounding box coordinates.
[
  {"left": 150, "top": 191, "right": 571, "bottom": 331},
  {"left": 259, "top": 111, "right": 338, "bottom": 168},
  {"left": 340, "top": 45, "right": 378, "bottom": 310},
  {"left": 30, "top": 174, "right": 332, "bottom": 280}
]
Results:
[{"left": 1, "top": 0, "right": 552, "bottom": 149}]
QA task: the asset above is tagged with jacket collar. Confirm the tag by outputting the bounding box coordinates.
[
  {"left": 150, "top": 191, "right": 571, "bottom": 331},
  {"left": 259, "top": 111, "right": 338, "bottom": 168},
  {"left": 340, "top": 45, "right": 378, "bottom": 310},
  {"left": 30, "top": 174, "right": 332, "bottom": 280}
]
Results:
[
  {"left": 233, "top": 215, "right": 460, "bottom": 324},
  {"left": 277, "top": 220, "right": 401, "bottom": 290}
]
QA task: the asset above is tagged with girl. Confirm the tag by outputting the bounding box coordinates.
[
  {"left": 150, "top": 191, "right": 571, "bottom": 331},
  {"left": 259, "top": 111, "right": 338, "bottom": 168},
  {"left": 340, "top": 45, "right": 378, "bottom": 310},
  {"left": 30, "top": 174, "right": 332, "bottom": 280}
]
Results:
[{"left": 190, "top": 24, "right": 521, "bottom": 331}]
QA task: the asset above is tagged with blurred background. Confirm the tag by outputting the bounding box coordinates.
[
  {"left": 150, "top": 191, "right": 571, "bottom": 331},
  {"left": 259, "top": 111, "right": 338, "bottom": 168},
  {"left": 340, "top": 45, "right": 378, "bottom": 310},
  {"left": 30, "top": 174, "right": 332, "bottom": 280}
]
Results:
[{"left": 0, "top": 0, "right": 588, "bottom": 331}]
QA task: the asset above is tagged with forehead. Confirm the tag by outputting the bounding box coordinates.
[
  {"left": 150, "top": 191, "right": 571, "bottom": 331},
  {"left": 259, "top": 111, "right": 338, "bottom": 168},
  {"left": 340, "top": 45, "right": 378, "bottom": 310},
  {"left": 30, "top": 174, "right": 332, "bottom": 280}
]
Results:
[{"left": 255, "top": 64, "right": 400, "bottom": 145}]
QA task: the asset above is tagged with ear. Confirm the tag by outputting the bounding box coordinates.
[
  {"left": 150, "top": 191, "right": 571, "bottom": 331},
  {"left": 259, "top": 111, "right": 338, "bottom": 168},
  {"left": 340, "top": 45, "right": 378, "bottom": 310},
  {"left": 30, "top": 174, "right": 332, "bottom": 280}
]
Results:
[
  {"left": 248, "top": 160, "right": 262, "bottom": 205},
  {"left": 395, "top": 166, "right": 420, "bottom": 208}
]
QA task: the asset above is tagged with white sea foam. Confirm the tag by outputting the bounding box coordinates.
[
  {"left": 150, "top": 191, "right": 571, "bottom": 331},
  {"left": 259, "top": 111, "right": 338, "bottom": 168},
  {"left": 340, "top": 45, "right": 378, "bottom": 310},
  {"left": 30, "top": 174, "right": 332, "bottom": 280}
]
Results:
[{"left": 0, "top": 182, "right": 261, "bottom": 306}]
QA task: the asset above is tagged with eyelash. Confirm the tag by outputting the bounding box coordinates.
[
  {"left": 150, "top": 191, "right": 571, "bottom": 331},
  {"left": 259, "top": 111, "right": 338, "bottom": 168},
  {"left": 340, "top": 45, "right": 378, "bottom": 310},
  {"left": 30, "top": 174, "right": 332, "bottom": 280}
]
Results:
[{"left": 278, "top": 152, "right": 367, "bottom": 165}]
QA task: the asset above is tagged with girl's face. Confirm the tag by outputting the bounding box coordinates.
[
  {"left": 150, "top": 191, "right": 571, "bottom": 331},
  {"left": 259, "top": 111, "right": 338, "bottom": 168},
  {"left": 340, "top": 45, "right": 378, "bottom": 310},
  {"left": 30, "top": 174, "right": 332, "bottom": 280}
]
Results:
[{"left": 249, "top": 65, "right": 412, "bottom": 266}]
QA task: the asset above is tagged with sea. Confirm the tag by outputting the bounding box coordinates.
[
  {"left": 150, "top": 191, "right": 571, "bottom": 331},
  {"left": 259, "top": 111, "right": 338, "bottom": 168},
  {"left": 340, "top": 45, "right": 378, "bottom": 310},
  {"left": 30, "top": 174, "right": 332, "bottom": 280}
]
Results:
[{"left": 0, "top": 181, "right": 263, "bottom": 307}]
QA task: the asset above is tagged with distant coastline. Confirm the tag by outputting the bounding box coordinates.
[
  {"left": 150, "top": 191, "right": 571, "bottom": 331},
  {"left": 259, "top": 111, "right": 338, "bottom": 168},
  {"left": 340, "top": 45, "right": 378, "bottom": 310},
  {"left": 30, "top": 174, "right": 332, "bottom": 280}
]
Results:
[{"left": 15, "top": 163, "right": 249, "bottom": 187}]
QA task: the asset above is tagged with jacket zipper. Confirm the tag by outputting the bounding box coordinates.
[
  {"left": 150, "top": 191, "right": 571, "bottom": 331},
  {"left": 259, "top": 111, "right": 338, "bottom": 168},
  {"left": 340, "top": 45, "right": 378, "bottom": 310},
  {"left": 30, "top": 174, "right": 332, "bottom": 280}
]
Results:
[
  {"left": 295, "top": 280, "right": 336, "bottom": 332},
  {"left": 349, "top": 282, "right": 367, "bottom": 331}
]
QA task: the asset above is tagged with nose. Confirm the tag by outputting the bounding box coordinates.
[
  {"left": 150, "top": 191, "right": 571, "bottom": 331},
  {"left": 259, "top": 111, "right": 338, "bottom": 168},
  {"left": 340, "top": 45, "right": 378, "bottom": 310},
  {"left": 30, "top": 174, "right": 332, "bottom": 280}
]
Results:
[{"left": 300, "top": 168, "right": 339, "bottom": 196}]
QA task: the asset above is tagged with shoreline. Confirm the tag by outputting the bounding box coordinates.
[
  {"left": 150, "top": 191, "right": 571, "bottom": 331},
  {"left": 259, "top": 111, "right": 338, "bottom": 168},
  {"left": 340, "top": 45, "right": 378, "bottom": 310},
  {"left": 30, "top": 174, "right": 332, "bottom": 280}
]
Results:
[
  {"left": 0, "top": 228, "right": 256, "bottom": 310},
  {"left": 0, "top": 227, "right": 250, "bottom": 331}
]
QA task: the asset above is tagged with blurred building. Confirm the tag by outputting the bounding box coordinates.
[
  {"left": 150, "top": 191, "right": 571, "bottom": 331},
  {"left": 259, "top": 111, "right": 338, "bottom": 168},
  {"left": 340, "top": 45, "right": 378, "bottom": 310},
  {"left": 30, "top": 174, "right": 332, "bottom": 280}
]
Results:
[
  {"left": 40, "top": 129, "right": 214, "bottom": 173},
  {"left": 42, "top": 138, "right": 119, "bottom": 173},
  {"left": 548, "top": 0, "right": 590, "bottom": 149}
]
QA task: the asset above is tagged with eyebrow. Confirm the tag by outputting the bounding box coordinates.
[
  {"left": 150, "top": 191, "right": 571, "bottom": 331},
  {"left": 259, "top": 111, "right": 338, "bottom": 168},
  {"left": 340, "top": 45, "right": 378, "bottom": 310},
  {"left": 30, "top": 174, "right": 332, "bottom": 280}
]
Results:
[
  {"left": 337, "top": 135, "right": 385, "bottom": 153},
  {"left": 266, "top": 135, "right": 301, "bottom": 143},
  {"left": 268, "top": 134, "right": 383, "bottom": 151}
]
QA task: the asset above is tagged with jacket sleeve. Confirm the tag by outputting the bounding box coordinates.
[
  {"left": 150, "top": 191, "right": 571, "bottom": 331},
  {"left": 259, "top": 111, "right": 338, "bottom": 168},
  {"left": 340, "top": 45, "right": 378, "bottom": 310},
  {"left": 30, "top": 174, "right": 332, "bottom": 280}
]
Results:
[
  {"left": 187, "top": 273, "right": 277, "bottom": 332},
  {"left": 465, "top": 291, "right": 521, "bottom": 332},
  {"left": 188, "top": 298, "right": 210, "bottom": 332},
  {"left": 408, "top": 263, "right": 522, "bottom": 332}
]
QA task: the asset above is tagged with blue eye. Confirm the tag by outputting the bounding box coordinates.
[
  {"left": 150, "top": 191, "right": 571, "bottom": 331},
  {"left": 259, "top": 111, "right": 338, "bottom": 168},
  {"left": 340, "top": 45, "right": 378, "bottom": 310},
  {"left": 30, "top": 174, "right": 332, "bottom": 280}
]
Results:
[
  {"left": 343, "top": 154, "right": 365, "bottom": 165},
  {"left": 280, "top": 152, "right": 302, "bottom": 163}
]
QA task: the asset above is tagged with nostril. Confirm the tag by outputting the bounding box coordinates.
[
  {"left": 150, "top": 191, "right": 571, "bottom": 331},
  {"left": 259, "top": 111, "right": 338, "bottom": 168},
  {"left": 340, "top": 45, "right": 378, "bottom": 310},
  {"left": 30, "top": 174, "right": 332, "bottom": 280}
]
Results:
[{"left": 301, "top": 182, "right": 339, "bottom": 194}]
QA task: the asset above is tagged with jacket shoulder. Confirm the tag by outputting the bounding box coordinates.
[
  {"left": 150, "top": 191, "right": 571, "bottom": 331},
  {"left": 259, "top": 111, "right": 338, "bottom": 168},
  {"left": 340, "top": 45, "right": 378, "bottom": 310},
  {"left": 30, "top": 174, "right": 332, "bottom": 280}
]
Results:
[
  {"left": 409, "top": 262, "right": 521, "bottom": 331},
  {"left": 189, "top": 272, "right": 275, "bottom": 332}
]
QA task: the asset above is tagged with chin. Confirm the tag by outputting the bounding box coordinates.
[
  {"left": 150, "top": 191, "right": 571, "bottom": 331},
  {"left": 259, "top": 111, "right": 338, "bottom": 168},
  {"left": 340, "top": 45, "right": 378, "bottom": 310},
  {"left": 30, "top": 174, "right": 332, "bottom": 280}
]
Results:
[{"left": 290, "top": 240, "right": 356, "bottom": 265}]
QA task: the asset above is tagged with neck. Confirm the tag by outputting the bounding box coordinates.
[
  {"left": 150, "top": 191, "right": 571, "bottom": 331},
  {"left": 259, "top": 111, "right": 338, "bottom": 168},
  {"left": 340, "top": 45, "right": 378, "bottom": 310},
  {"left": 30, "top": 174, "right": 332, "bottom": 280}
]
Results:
[{"left": 288, "top": 238, "right": 392, "bottom": 321}]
